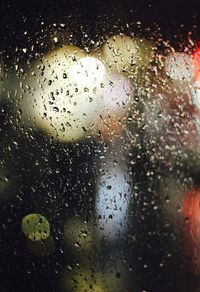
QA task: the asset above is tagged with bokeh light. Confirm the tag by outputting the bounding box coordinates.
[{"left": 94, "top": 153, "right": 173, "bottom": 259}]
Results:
[
  {"left": 19, "top": 46, "right": 106, "bottom": 142},
  {"left": 61, "top": 267, "right": 127, "bottom": 292},
  {"left": 21, "top": 213, "right": 50, "bottom": 241},
  {"left": 183, "top": 189, "right": 200, "bottom": 270},
  {"left": 64, "top": 216, "right": 94, "bottom": 254},
  {"left": 102, "top": 73, "right": 134, "bottom": 117},
  {"left": 101, "top": 35, "right": 154, "bottom": 75},
  {"left": 95, "top": 161, "right": 131, "bottom": 240},
  {"left": 164, "top": 52, "right": 194, "bottom": 82}
]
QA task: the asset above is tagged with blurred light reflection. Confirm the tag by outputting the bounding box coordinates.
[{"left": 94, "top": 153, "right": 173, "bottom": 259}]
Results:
[
  {"left": 102, "top": 73, "right": 134, "bottom": 117},
  {"left": 95, "top": 157, "right": 132, "bottom": 241},
  {"left": 20, "top": 46, "right": 106, "bottom": 142},
  {"left": 64, "top": 216, "right": 94, "bottom": 254},
  {"left": 164, "top": 52, "right": 194, "bottom": 82},
  {"left": 101, "top": 34, "right": 153, "bottom": 75},
  {"left": 183, "top": 189, "right": 200, "bottom": 271}
]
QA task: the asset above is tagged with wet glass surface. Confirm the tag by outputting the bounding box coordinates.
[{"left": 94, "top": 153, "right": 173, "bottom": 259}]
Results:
[{"left": 0, "top": 0, "right": 200, "bottom": 291}]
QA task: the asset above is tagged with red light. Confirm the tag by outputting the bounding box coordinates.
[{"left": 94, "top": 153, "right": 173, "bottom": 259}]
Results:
[
  {"left": 193, "top": 48, "right": 200, "bottom": 81},
  {"left": 183, "top": 189, "right": 200, "bottom": 270}
]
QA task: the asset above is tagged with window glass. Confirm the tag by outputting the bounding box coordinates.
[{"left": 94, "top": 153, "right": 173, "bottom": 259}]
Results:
[{"left": 0, "top": 1, "right": 200, "bottom": 291}]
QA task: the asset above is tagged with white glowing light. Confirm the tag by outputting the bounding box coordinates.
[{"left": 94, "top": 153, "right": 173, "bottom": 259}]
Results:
[
  {"left": 192, "top": 81, "right": 200, "bottom": 108},
  {"left": 95, "top": 164, "right": 131, "bottom": 240},
  {"left": 102, "top": 73, "right": 134, "bottom": 117},
  {"left": 69, "top": 56, "right": 106, "bottom": 89},
  {"left": 164, "top": 52, "right": 194, "bottom": 82},
  {"left": 21, "top": 46, "right": 107, "bottom": 142},
  {"left": 192, "top": 81, "right": 200, "bottom": 135}
]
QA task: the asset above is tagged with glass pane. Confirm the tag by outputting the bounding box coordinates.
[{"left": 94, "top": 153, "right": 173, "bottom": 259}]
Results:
[{"left": 0, "top": 0, "right": 200, "bottom": 291}]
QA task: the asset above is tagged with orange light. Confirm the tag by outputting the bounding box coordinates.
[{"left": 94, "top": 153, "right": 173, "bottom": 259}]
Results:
[
  {"left": 183, "top": 189, "right": 200, "bottom": 270},
  {"left": 94, "top": 116, "right": 124, "bottom": 142}
]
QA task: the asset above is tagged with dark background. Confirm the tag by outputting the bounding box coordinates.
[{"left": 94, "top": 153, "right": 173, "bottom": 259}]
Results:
[{"left": 0, "top": 0, "right": 200, "bottom": 51}]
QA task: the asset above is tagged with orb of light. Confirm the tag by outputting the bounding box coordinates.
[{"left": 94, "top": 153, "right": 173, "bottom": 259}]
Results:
[
  {"left": 68, "top": 56, "right": 106, "bottom": 89},
  {"left": 20, "top": 46, "right": 106, "bottom": 142},
  {"left": 188, "top": 81, "right": 200, "bottom": 149},
  {"left": 101, "top": 34, "right": 154, "bottom": 74},
  {"left": 164, "top": 52, "right": 194, "bottom": 82},
  {"left": 193, "top": 48, "right": 200, "bottom": 80},
  {"left": 102, "top": 73, "right": 134, "bottom": 117},
  {"left": 182, "top": 189, "right": 200, "bottom": 270},
  {"left": 62, "top": 269, "right": 104, "bottom": 292},
  {"left": 94, "top": 116, "right": 125, "bottom": 142},
  {"left": 61, "top": 268, "right": 126, "bottom": 292},
  {"left": 93, "top": 73, "right": 134, "bottom": 141},
  {"left": 95, "top": 164, "right": 131, "bottom": 240},
  {"left": 64, "top": 217, "right": 94, "bottom": 253},
  {"left": 183, "top": 189, "right": 200, "bottom": 242},
  {"left": 192, "top": 81, "right": 200, "bottom": 108},
  {"left": 21, "top": 213, "right": 50, "bottom": 241}
]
